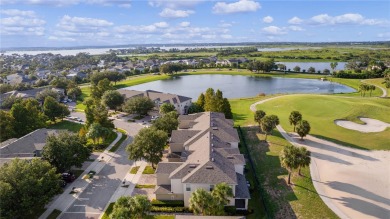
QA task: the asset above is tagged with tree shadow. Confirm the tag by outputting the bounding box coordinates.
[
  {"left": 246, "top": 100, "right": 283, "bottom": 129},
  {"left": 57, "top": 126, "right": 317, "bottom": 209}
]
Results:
[
  {"left": 311, "top": 134, "right": 369, "bottom": 151},
  {"left": 233, "top": 112, "right": 249, "bottom": 125},
  {"left": 326, "top": 181, "right": 390, "bottom": 206},
  {"left": 336, "top": 197, "right": 390, "bottom": 219},
  {"left": 241, "top": 126, "right": 297, "bottom": 219},
  {"left": 297, "top": 135, "right": 378, "bottom": 161},
  {"left": 310, "top": 151, "right": 352, "bottom": 165}
]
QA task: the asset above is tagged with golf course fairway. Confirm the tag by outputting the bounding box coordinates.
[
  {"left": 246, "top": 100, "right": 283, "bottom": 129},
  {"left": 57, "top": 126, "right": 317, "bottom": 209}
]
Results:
[{"left": 256, "top": 95, "right": 390, "bottom": 150}]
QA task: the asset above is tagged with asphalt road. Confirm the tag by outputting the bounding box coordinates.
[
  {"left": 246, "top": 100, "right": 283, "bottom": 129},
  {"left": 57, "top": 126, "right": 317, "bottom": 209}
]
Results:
[{"left": 61, "top": 137, "right": 133, "bottom": 219}]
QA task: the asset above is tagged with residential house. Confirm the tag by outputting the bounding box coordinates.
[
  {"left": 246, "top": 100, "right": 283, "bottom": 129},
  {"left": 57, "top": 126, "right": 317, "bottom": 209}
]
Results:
[
  {"left": 118, "top": 89, "right": 192, "bottom": 115},
  {"left": 0, "top": 129, "right": 59, "bottom": 167},
  {"left": 154, "top": 112, "right": 250, "bottom": 210},
  {"left": 0, "top": 87, "right": 65, "bottom": 105},
  {"left": 5, "top": 73, "right": 35, "bottom": 85}
]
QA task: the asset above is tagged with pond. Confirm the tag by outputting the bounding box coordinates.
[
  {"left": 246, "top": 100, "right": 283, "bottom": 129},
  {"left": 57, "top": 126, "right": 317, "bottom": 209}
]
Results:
[{"left": 124, "top": 74, "right": 355, "bottom": 99}]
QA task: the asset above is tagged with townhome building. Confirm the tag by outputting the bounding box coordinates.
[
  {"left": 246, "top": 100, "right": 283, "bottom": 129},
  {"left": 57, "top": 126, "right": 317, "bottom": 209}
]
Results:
[{"left": 154, "top": 112, "right": 250, "bottom": 210}]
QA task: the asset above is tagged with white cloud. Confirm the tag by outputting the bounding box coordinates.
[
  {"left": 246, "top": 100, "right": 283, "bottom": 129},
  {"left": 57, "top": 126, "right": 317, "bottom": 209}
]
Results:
[
  {"left": 221, "top": 34, "right": 232, "bottom": 39},
  {"left": 213, "top": 0, "right": 260, "bottom": 14},
  {"left": 288, "top": 25, "right": 304, "bottom": 31},
  {"left": 309, "top": 13, "right": 389, "bottom": 26},
  {"left": 0, "top": 9, "right": 36, "bottom": 17},
  {"left": 48, "top": 36, "right": 76, "bottom": 41},
  {"left": 202, "top": 34, "right": 217, "bottom": 39},
  {"left": 288, "top": 16, "right": 303, "bottom": 24},
  {"left": 377, "top": 32, "right": 390, "bottom": 38},
  {"left": 148, "top": 0, "right": 203, "bottom": 9},
  {"left": 262, "top": 16, "right": 273, "bottom": 23},
  {"left": 159, "top": 8, "right": 194, "bottom": 18},
  {"left": 154, "top": 21, "right": 169, "bottom": 28},
  {"left": 0, "top": 14, "right": 46, "bottom": 36},
  {"left": 262, "top": 26, "right": 287, "bottom": 35},
  {"left": 57, "top": 15, "right": 113, "bottom": 32},
  {"left": 179, "top": 21, "right": 190, "bottom": 27}
]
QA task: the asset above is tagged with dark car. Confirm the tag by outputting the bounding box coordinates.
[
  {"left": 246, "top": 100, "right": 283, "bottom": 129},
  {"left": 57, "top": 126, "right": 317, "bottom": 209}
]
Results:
[{"left": 62, "top": 172, "right": 76, "bottom": 183}]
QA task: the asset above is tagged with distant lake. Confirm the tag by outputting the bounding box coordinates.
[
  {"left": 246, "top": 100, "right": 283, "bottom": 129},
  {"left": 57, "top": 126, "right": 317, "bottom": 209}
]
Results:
[
  {"left": 124, "top": 74, "right": 355, "bottom": 99},
  {"left": 276, "top": 62, "right": 347, "bottom": 71},
  {"left": 257, "top": 47, "right": 322, "bottom": 52}
]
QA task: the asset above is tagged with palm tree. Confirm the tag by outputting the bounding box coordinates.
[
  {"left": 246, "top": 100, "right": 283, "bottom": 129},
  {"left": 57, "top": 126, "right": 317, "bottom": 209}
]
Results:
[
  {"left": 289, "top": 111, "right": 302, "bottom": 132},
  {"left": 254, "top": 110, "right": 266, "bottom": 131},
  {"left": 296, "top": 120, "right": 311, "bottom": 140},
  {"left": 189, "top": 188, "right": 215, "bottom": 216},
  {"left": 280, "top": 145, "right": 300, "bottom": 184},
  {"left": 211, "top": 183, "right": 233, "bottom": 215},
  {"left": 110, "top": 195, "right": 151, "bottom": 219},
  {"left": 297, "top": 147, "right": 311, "bottom": 176},
  {"left": 369, "top": 85, "right": 376, "bottom": 97},
  {"left": 260, "top": 116, "right": 274, "bottom": 141}
]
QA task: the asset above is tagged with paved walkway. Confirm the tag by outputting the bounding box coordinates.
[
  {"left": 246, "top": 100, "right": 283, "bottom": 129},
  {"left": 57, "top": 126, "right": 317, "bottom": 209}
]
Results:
[
  {"left": 251, "top": 97, "right": 390, "bottom": 219},
  {"left": 362, "top": 79, "right": 388, "bottom": 98}
]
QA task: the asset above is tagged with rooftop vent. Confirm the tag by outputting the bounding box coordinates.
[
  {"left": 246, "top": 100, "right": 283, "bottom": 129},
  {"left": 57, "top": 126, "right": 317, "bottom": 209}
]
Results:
[
  {"left": 212, "top": 127, "right": 218, "bottom": 130},
  {"left": 206, "top": 166, "right": 214, "bottom": 169},
  {"left": 227, "top": 156, "right": 234, "bottom": 159},
  {"left": 211, "top": 143, "right": 214, "bottom": 147},
  {"left": 211, "top": 157, "right": 215, "bottom": 162},
  {"left": 189, "top": 164, "right": 197, "bottom": 168}
]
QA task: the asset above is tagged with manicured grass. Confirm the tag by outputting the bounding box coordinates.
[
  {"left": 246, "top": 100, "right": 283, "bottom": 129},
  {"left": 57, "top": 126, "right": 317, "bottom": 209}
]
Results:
[
  {"left": 241, "top": 126, "right": 338, "bottom": 219},
  {"left": 229, "top": 95, "right": 276, "bottom": 126},
  {"left": 363, "top": 78, "right": 388, "bottom": 97},
  {"left": 142, "top": 165, "right": 156, "bottom": 174},
  {"left": 101, "top": 202, "right": 114, "bottom": 219},
  {"left": 109, "top": 133, "right": 127, "bottom": 152},
  {"left": 130, "top": 166, "right": 140, "bottom": 174},
  {"left": 135, "top": 184, "right": 156, "bottom": 189},
  {"left": 87, "top": 130, "right": 118, "bottom": 152},
  {"left": 47, "top": 209, "right": 61, "bottom": 219},
  {"left": 257, "top": 95, "right": 390, "bottom": 150},
  {"left": 48, "top": 120, "right": 83, "bottom": 132}
]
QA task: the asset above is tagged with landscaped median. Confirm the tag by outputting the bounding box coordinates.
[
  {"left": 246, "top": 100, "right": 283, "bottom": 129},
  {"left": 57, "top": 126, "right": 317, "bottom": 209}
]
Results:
[{"left": 101, "top": 201, "right": 176, "bottom": 219}]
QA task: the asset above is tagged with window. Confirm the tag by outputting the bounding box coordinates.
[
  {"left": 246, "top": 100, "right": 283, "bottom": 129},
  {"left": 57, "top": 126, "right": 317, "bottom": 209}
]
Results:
[
  {"left": 186, "top": 184, "right": 191, "bottom": 191},
  {"left": 210, "top": 185, "right": 214, "bottom": 191}
]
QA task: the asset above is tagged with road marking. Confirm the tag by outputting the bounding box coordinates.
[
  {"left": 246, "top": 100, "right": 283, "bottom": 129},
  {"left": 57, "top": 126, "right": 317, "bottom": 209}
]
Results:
[
  {"left": 78, "top": 198, "right": 90, "bottom": 200},
  {"left": 74, "top": 205, "right": 86, "bottom": 207}
]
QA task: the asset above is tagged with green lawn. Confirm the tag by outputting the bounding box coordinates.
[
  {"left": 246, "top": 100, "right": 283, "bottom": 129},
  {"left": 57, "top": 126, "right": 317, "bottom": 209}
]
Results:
[
  {"left": 130, "top": 166, "right": 140, "bottom": 174},
  {"left": 109, "top": 133, "right": 127, "bottom": 152},
  {"left": 363, "top": 78, "right": 388, "bottom": 97},
  {"left": 48, "top": 120, "right": 83, "bottom": 132},
  {"left": 257, "top": 95, "right": 390, "bottom": 150},
  {"left": 143, "top": 165, "right": 156, "bottom": 174},
  {"left": 240, "top": 126, "right": 338, "bottom": 219}
]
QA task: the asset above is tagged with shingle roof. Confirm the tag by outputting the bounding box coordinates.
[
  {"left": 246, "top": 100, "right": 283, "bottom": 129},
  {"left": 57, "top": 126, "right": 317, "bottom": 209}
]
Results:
[
  {"left": 156, "top": 162, "right": 183, "bottom": 174},
  {"left": 118, "top": 89, "right": 192, "bottom": 105},
  {"left": 0, "top": 129, "right": 59, "bottom": 158},
  {"left": 155, "top": 185, "right": 172, "bottom": 194},
  {"left": 170, "top": 130, "right": 199, "bottom": 144},
  {"left": 235, "top": 173, "right": 251, "bottom": 199}
]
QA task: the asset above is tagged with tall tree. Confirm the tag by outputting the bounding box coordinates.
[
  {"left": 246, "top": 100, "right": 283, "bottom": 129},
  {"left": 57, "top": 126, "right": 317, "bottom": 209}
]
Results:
[
  {"left": 280, "top": 145, "right": 300, "bottom": 184},
  {"left": 221, "top": 98, "right": 233, "bottom": 119},
  {"left": 368, "top": 84, "right": 376, "bottom": 97},
  {"left": 110, "top": 195, "right": 151, "bottom": 219},
  {"left": 330, "top": 62, "right": 338, "bottom": 73},
  {"left": 101, "top": 90, "right": 125, "bottom": 111},
  {"left": 189, "top": 188, "right": 216, "bottom": 216},
  {"left": 0, "top": 111, "right": 15, "bottom": 141},
  {"left": 307, "top": 66, "right": 316, "bottom": 73},
  {"left": 91, "top": 78, "right": 114, "bottom": 99},
  {"left": 260, "top": 116, "right": 274, "bottom": 141},
  {"left": 296, "top": 120, "right": 311, "bottom": 140},
  {"left": 204, "top": 88, "right": 216, "bottom": 111},
  {"left": 0, "top": 159, "right": 61, "bottom": 219},
  {"left": 43, "top": 96, "right": 70, "bottom": 122},
  {"left": 67, "top": 87, "right": 82, "bottom": 100},
  {"left": 289, "top": 111, "right": 302, "bottom": 132},
  {"left": 122, "top": 96, "right": 155, "bottom": 116},
  {"left": 197, "top": 93, "right": 205, "bottom": 109},
  {"left": 152, "top": 111, "right": 179, "bottom": 135},
  {"left": 293, "top": 66, "right": 301, "bottom": 72},
  {"left": 10, "top": 98, "right": 46, "bottom": 137},
  {"left": 254, "top": 110, "right": 266, "bottom": 130},
  {"left": 36, "top": 88, "right": 61, "bottom": 102},
  {"left": 42, "top": 132, "right": 90, "bottom": 173},
  {"left": 297, "top": 147, "right": 311, "bottom": 176},
  {"left": 87, "top": 123, "right": 110, "bottom": 144},
  {"left": 159, "top": 103, "right": 176, "bottom": 114},
  {"left": 126, "top": 127, "right": 168, "bottom": 168}
]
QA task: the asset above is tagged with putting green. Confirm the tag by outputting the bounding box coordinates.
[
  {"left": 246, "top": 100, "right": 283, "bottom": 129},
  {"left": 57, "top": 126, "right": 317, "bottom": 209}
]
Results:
[{"left": 256, "top": 95, "right": 390, "bottom": 150}]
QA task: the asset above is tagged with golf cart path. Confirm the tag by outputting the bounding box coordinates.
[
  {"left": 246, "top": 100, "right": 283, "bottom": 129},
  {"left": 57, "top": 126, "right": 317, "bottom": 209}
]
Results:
[
  {"left": 362, "top": 79, "right": 388, "bottom": 98},
  {"left": 251, "top": 97, "right": 390, "bottom": 219}
]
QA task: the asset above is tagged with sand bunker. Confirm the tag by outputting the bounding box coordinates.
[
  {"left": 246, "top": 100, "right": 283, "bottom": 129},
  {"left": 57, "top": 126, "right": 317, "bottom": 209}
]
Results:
[{"left": 334, "top": 117, "right": 390, "bottom": 133}]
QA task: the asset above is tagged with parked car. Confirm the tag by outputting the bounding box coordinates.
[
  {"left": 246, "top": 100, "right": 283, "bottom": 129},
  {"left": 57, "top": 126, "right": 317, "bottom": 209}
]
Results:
[{"left": 62, "top": 172, "right": 76, "bottom": 183}]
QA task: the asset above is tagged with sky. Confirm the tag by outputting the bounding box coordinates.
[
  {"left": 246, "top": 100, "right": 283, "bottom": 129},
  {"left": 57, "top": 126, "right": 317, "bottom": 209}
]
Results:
[{"left": 0, "top": 0, "right": 389, "bottom": 48}]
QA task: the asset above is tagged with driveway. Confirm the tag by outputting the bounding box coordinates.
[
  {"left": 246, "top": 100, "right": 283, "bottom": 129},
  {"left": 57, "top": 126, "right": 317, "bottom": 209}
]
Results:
[{"left": 251, "top": 98, "right": 390, "bottom": 219}]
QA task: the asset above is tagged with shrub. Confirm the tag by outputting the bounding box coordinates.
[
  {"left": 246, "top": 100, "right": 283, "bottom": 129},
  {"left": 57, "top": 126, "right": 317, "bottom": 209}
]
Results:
[
  {"left": 151, "top": 200, "right": 184, "bottom": 207},
  {"left": 224, "top": 206, "right": 237, "bottom": 215},
  {"left": 150, "top": 206, "right": 189, "bottom": 213}
]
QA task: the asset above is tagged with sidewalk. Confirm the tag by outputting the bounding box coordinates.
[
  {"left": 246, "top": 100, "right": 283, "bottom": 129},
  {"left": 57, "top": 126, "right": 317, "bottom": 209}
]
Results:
[{"left": 39, "top": 131, "right": 122, "bottom": 219}]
